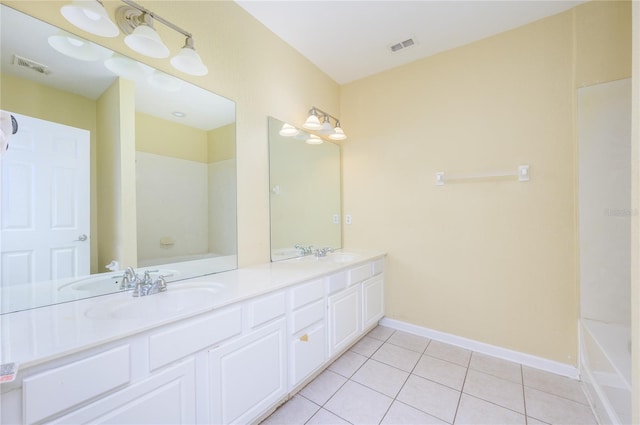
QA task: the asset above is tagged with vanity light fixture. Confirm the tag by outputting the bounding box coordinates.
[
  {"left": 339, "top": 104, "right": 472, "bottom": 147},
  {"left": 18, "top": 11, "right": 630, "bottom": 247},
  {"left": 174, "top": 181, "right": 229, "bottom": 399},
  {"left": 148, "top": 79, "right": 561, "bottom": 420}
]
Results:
[
  {"left": 303, "top": 107, "right": 348, "bottom": 140},
  {"left": 279, "top": 123, "right": 299, "bottom": 137},
  {"left": 306, "top": 134, "right": 323, "bottom": 145},
  {"left": 60, "top": 0, "right": 209, "bottom": 76},
  {"left": 60, "top": 0, "right": 119, "bottom": 38}
]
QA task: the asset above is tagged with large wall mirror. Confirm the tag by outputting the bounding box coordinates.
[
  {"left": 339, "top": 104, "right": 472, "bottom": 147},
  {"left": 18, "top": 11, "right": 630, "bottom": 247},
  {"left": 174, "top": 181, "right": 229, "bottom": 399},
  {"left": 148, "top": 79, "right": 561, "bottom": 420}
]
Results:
[
  {"left": 0, "top": 5, "right": 237, "bottom": 314},
  {"left": 268, "top": 117, "right": 341, "bottom": 261}
]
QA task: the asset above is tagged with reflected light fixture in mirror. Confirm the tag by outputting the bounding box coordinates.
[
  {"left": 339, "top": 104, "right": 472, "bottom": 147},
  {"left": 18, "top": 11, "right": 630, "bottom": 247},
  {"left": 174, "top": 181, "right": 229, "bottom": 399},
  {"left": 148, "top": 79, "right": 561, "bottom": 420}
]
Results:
[
  {"left": 60, "top": 0, "right": 208, "bottom": 76},
  {"left": 303, "top": 107, "right": 348, "bottom": 141},
  {"left": 279, "top": 123, "right": 299, "bottom": 137},
  {"left": 48, "top": 30, "right": 112, "bottom": 61},
  {"left": 306, "top": 134, "right": 323, "bottom": 145}
]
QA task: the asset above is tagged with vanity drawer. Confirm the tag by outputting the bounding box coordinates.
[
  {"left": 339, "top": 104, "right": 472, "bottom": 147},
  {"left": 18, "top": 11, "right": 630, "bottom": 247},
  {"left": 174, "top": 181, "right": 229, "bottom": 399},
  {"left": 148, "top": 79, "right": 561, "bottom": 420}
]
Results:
[
  {"left": 291, "top": 300, "right": 324, "bottom": 334},
  {"left": 23, "top": 345, "right": 131, "bottom": 424},
  {"left": 372, "top": 258, "right": 384, "bottom": 276},
  {"left": 326, "top": 271, "right": 348, "bottom": 294},
  {"left": 150, "top": 306, "right": 242, "bottom": 370},
  {"left": 349, "top": 263, "right": 372, "bottom": 285},
  {"left": 290, "top": 279, "right": 324, "bottom": 309},
  {"left": 247, "top": 291, "right": 286, "bottom": 329}
]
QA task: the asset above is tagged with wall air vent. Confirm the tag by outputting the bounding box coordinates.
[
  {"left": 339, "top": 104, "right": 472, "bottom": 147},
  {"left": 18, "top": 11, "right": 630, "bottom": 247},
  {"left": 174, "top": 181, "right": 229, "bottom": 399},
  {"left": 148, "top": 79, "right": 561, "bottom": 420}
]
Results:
[
  {"left": 12, "top": 54, "right": 51, "bottom": 75},
  {"left": 388, "top": 37, "right": 416, "bottom": 53}
]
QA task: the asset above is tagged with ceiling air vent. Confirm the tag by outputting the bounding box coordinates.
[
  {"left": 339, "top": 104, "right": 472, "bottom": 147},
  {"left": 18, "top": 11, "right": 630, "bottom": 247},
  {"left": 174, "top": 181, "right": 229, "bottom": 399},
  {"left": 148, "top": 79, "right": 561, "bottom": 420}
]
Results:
[
  {"left": 12, "top": 54, "right": 51, "bottom": 75},
  {"left": 389, "top": 37, "right": 416, "bottom": 53}
]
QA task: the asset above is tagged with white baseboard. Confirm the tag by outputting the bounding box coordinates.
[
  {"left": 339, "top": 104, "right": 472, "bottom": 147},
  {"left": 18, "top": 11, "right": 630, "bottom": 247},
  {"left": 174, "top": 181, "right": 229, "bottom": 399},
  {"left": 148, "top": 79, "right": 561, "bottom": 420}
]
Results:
[{"left": 379, "top": 317, "right": 579, "bottom": 379}]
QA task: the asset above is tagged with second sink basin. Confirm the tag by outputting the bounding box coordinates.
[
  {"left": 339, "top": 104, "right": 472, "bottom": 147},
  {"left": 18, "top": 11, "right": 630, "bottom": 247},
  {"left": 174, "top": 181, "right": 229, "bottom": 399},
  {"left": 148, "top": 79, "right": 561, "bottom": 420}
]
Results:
[{"left": 84, "top": 283, "right": 226, "bottom": 320}]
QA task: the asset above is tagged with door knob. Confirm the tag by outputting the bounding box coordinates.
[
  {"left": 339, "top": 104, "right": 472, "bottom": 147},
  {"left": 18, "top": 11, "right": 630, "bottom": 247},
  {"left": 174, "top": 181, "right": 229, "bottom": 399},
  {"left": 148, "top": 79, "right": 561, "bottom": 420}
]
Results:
[{"left": 76, "top": 234, "right": 88, "bottom": 241}]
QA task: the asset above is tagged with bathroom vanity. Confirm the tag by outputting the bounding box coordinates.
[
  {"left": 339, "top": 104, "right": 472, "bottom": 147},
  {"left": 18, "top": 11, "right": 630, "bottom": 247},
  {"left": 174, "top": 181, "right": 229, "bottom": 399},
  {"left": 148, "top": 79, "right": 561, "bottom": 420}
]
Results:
[{"left": 0, "top": 251, "right": 385, "bottom": 424}]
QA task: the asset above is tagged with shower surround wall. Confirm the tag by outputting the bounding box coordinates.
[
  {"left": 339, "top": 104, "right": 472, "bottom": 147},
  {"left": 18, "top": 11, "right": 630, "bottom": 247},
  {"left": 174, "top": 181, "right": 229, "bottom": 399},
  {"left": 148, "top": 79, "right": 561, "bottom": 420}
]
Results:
[{"left": 578, "top": 78, "right": 632, "bottom": 425}]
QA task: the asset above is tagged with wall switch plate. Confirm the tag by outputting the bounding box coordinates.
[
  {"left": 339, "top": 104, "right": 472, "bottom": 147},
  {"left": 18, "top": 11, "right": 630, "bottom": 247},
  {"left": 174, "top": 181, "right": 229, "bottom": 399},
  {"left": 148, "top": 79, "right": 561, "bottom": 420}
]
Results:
[
  {"left": 345, "top": 214, "right": 352, "bottom": 225},
  {"left": 332, "top": 214, "right": 340, "bottom": 224}
]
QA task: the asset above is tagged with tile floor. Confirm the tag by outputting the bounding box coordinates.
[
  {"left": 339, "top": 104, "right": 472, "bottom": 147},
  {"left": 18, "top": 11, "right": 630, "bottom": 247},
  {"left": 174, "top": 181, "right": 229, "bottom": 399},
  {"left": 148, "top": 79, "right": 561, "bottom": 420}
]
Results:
[{"left": 262, "top": 326, "right": 597, "bottom": 425}]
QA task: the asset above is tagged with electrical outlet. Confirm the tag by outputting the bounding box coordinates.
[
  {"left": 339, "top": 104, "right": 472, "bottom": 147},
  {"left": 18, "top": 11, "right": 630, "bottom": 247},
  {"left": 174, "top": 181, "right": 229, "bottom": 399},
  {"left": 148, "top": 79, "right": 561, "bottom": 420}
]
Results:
[
  {"left": 345, "top": 214, "right": 352, "bottom": 225},
  {"left": 332, "top": 214, "right": 340, "bottom": 224}
]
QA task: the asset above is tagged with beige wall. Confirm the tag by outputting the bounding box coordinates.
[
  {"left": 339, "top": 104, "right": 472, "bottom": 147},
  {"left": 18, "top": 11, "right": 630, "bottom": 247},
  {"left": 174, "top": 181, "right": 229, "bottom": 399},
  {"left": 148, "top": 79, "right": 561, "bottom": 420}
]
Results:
[
  {"left": 2, "top": 0, "right": 340, "bottom": 268},
  {"left": 341, "top": 2, "right": 631, "bottom": 365},
  {"left": 208, "top": 123, "right": 236, "bottom": 163},
  {"left": 631, "top": 2, "right": 639, "bottom": 422},
  {"left": 135, "top": 112, "right": 208, "bottom": 162}
]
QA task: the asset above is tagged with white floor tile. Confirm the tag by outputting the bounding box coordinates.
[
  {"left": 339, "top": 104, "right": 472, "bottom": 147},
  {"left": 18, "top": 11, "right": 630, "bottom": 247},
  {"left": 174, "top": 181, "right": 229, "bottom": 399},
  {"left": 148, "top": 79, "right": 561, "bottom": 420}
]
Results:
[
  {"left": 396, "top": 374, "right": 460, "bottom": 423},
  {"left": 351, "top": 336, "right": 384, "bottom": 357},
  {"left": 328, "top": 350, "right": 368, "bottom": 378},
  {"left": 324, "top": 380, "right": 393, "bottom": 425},
  {"left": 522, "top": 366, "right": 588, "bottom": 405},
  {"left": 454, "top": 394, "right": 525, "bottom": 425},
  {"left": 425, "top": 340, "right": 471, "bottom": 367},
  {"left": 524, "top": 387, "right": 598, "bottom": 425},
  {"left": 306, "top": 408, "right": 350, "bottom": 424},
  {"left": 381, "top": 400, "right": 448, "bottom": 425},
  {"left": 367, "top": 325, "right": 395, "bottom": 341},
  {"left": 351, "top": 359, "right": 410, "bottom": 398},
  {"left": 413, "top": 354, "right": 468, "bottom": 390},
  {"left": 372, "top": 342, "right": 422, "bottom": 372},
  {"left": 260, "top": 395, "right": 319, "bottom": 425},
  {"left": 526, "top": 416, "right": 550, "bottom": 424},
  {"left": 463, "top": 369, "right": 525, "bottom": 413},
  {"left": 469, "top": 352, "right": 522, "bottom": 384},
  {"left": 299, "top": 369, "right": 347, "bottom": 405},
  {"left": 387, "top": 330, "right": 430, "bottom": 353}
]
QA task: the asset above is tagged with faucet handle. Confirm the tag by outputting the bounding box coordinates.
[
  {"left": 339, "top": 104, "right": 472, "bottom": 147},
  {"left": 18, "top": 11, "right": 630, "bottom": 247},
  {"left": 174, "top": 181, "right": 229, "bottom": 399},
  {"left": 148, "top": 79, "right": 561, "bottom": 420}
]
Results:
[{"left": 156, "top": 276, "right": 167, "bottom": 292}]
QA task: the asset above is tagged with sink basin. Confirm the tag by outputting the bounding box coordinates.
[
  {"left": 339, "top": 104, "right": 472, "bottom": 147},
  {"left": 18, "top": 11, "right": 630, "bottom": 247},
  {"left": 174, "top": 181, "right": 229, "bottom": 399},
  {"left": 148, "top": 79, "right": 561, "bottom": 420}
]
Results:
[
  {"left": 84, "top": 284, "right": 225, "bottom": 320},
  {"left": 58, "top": 269, "right": 178, "bottom": 293}
]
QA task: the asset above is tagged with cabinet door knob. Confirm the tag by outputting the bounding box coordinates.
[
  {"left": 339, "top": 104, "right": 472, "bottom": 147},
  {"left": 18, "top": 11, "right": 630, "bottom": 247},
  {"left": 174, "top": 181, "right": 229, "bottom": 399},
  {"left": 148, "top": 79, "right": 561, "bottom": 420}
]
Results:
[{"left": 299, "top": 334, "right": 309, "bottom": 342}]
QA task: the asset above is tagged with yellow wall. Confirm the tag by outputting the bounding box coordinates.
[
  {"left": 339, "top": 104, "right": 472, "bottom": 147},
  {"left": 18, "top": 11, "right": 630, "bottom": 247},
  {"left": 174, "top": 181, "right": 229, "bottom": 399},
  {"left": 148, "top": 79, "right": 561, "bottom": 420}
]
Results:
[
  {"left": 0, "top": 73, "right": 100, "bottom": 273},
  {"left": 136, "top": 112, "right": 208, "bottom": 163},
  {"left": 631, "top": 3, "right": 639, "bottom": 422},
  {"left": 208, "top": 123, "right": 236, "bottom": 163},
  {"left": 96, "top": 78, "right": 137, "bottom": 270},
  {"left": 341, "top": 2, "right": 631, "bottom": 364}
]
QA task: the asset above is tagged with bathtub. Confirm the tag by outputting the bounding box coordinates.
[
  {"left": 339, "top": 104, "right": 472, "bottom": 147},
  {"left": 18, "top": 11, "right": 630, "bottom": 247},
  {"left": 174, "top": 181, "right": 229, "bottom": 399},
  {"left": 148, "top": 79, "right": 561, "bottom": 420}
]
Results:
[{"left": 580, "top": 319, "right": 631, "bottom": 424}]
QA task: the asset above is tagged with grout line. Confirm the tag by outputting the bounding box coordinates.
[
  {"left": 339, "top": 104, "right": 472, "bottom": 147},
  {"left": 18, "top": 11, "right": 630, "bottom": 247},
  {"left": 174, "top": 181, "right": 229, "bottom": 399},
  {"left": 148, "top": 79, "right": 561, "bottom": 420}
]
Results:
[
  {"left": 451, "top": 358, "right": 470, "bottom": 425},
  {"left": 522, "top": 365, "right": 528, "bottom": 424}
]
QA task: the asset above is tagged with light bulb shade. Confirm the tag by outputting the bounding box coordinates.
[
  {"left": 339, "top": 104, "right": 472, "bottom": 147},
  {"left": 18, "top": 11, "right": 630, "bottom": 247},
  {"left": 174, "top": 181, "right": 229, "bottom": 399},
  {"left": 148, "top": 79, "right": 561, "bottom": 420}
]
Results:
[
  {"left": 61, "top": 0, "right": 119, "bottom": 37},
  {"left": 303, "top": 114, "right": 322, "bottom": 130},
  {"left": 279, "top": 123, "right": 299, "bottom": 137},
  {"left": 171, "top": 46, "right": 208, "bottom": 76},
  {"left": 329, "top": 127, "right": 347, "bottom": 141},
  {"left": 124, "top": 24, "right": 169, "bottom": 58},
  {"left": 306, "top": 135, "right": 323, "bottom": 145},
  {"left": 48, "top": 31, "right": 112, "bottom": 61},
  {"left": 148, "top": 71, "right": 182, "bottom": 92},
  {"left": 320, "top": 120, "right": 335, "bottom": 134},
  {"left": 104, "top": 55, "right": 154, "bottom": 81}
]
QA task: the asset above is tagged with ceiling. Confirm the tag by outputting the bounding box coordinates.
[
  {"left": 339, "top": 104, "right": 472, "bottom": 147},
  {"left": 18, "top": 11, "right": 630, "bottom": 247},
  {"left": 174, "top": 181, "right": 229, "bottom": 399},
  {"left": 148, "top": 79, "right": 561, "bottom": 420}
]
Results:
[{"left": 236, "top": 0, "right": 587, "bottom": 84}]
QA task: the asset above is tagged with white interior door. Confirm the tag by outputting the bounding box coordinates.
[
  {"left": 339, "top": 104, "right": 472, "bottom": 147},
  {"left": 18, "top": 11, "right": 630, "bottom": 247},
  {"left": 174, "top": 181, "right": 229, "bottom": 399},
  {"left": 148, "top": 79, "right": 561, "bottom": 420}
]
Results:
[{"left": 1, "top": 111, "right": 90, "bottom": 286}]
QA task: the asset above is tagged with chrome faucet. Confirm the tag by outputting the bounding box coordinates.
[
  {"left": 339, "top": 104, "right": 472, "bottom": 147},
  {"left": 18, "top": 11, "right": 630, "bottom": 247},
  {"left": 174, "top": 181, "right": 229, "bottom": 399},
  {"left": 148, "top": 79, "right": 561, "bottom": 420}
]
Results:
[
  {"left": 133, "top": 273, "right": 167, "bottom": 297},
  {"left": 118, "top": 266, "right": 138, "bottom": 290},
  {"left": 295, "top": 244, "right": 314, "bottom": 256},
  {"left": 314, "top": 247, "right": 335, "bottom": 257}
]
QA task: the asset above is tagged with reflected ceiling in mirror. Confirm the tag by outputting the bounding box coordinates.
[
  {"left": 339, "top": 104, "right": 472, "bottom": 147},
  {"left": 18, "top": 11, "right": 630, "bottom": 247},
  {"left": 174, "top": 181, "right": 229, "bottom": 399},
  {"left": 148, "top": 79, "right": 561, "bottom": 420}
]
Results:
[
  {"left": 268, "top": 117, "right": 341, "bottom": 261},
  {"left": 0, "top": 5, "right": 237, "bottom": 314}
]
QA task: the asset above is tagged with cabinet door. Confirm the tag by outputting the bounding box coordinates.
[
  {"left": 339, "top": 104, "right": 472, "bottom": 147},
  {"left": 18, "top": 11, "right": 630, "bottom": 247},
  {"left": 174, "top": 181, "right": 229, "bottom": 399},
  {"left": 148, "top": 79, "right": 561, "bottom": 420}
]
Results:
[
  {"left": 290, "top": 323, "right": 326, "bottom": 388},
  {"left": 51, "top": 359, "right": 196, "bottom": 425},
  {"left": 328, "top": 284, "right": 362, "bottom": 357},
  {"left": 363, "top": 275, "right": 384, "bottom": 330},
  {"left": 209, "top": 319, "right": 287, "bottom": 424}
]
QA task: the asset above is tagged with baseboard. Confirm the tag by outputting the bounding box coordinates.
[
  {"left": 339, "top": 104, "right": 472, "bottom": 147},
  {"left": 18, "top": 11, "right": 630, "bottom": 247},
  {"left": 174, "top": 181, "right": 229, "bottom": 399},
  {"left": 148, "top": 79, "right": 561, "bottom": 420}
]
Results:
[{"left": 379, "top": 317, "right": 579, "bottom": 379}]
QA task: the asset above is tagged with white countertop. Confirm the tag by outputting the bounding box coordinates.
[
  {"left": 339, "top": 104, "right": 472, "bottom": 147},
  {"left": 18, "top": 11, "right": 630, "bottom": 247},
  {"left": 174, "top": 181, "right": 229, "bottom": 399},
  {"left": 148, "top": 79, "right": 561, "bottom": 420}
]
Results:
[{"left": 0, "top": 250, "right": 385, "bottom": 370}]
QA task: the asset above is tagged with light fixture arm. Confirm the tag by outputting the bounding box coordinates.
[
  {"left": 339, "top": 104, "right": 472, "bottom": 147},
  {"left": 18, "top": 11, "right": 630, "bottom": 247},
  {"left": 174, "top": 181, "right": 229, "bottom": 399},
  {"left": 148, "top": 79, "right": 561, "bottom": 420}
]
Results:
[
  {"left": 309, "top": 106, "right": 340, "bottom": 126},
  {"left": 121, "top": 0, "right": 192, "bottom": 39}
]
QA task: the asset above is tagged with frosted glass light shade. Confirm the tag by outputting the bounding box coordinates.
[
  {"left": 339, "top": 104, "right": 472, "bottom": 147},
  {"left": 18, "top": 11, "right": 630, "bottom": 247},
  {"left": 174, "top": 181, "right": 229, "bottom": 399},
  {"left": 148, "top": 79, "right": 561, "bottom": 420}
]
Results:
[
  {"left": 61, "top": 0, "right": 119, "bottom": 37},
  {"left": 279, "top": 123, "right": 299, "bottom": 137},
  {"left": 329, "top": 126, "right": 347, "bottom": 141},
  {"left": 303, "top": 114, "right": 322, "bottom": 130},
  {"left": 171, "top": 46, "right": 208, "bottom": 76},
  {"left": 306, "top": 135, "right": 323, "bottom": 145},
  {"left": 48, "top": 31, "right": 111, "bottom": 61},
  {"left": 124, "top": 24, "right": 169, "bottom": 58},
  {"left": 104, "top": 55, "right": 153, "bottom": 81},
  {"left": 148, "top": 71, "right": 182, "bottom": 92}
]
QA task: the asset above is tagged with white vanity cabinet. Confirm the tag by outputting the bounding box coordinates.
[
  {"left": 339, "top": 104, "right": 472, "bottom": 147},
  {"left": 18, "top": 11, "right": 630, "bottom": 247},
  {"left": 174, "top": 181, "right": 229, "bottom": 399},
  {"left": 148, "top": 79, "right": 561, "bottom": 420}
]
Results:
[
  {"left": 1, "top": 254, "right": 385, "bottom": 425},
  {"left": 209, "top": 292, "right": 287, "bottom": 425}
]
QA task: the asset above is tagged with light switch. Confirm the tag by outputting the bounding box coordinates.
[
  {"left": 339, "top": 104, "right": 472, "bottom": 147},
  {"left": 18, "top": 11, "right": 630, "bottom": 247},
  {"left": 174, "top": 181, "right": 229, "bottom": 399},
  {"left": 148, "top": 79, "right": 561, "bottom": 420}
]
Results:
[
  {"left": 332, "top": 214, "right": 340, "bottom": 224},
  {"left": 345, "top": 214, "right": 352, "bottom": 225}
]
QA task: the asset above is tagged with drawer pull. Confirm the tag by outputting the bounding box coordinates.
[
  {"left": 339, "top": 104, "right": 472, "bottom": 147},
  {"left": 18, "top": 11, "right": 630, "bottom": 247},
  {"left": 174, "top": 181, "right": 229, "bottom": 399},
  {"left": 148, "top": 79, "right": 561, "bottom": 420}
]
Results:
[{"left": 300, "top": 334, "right": 309, "bottom": 342}]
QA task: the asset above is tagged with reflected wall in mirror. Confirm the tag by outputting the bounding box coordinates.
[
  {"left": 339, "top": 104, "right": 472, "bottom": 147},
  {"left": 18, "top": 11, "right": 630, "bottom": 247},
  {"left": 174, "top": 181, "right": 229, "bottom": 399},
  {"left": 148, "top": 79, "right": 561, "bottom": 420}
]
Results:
[
  {"left": 268, "top": 117, "right": 341, "bottom": 261},
  {"left": 0, "top": 5, "right": 237, "bottom": 314}
]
